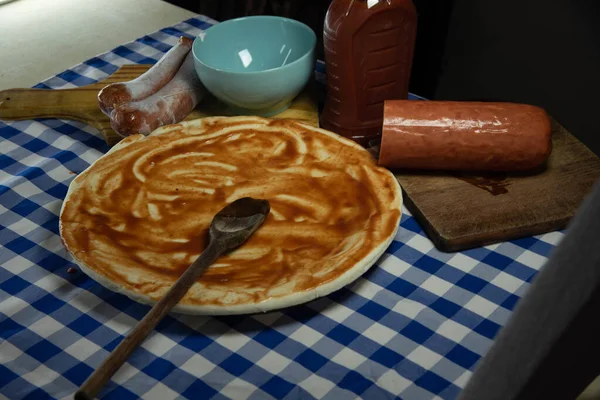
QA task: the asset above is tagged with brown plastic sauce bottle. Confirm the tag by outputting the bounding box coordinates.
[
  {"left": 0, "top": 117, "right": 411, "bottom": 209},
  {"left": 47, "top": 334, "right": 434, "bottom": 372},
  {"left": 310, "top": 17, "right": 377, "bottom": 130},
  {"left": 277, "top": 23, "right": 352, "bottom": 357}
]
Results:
[{"left": 321, "top": 0, "right": 417, "bottom": 146}]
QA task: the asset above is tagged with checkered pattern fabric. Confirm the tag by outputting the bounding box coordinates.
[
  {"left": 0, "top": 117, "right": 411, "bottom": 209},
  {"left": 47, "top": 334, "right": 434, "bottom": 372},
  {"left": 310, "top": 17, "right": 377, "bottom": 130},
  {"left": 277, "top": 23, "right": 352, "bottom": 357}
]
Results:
[{"left": 0, "top": 15, "right": 564, "bottom": 400}]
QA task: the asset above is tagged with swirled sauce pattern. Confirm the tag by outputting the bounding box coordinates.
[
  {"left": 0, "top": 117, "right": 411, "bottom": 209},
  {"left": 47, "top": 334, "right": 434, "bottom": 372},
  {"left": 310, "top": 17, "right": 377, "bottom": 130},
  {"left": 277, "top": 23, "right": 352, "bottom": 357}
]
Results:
[{"left": 60, "top": 117, "right": 402, "bottom": 311}]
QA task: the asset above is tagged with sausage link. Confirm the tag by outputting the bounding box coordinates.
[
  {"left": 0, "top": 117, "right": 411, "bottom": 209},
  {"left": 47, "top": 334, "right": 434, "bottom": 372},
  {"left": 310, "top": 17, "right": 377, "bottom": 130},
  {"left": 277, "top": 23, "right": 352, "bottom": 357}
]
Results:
[
  {"left": 98, "top": 36, "right": 193, "bottom": 115},
  {"left": 109, "top": 52, "right": 205, "bottom": 137},
  {"left": 378, "top": 100, "right": 552, "bottom": 171}
]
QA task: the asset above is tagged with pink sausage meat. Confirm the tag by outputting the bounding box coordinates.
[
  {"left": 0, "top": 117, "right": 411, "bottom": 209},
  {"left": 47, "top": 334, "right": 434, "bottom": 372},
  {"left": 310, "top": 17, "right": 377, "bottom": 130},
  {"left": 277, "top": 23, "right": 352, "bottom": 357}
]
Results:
[
  {"left": 98, "top": 36, "right": 193, "bottom": 115},
  {"left": 109, "top": 52, "right": 205, "bottom": 137},
  {"left": 378, "top": 100, "right": 552, "bottom": 171}
]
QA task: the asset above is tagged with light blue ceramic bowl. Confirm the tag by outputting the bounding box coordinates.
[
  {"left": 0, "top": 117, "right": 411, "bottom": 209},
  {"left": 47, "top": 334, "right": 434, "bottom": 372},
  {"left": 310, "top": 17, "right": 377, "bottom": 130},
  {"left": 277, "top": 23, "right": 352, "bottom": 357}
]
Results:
[{"left": 192, "top": 16, "right": 316, "bottom": 116}]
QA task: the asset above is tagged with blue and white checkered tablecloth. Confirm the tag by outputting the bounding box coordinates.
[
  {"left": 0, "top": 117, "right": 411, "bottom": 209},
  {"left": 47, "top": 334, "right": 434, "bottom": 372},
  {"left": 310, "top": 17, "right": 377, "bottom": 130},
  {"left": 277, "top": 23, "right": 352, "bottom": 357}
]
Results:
[{"left": 0, "top": 15, "right": 564, "bottom": 400}]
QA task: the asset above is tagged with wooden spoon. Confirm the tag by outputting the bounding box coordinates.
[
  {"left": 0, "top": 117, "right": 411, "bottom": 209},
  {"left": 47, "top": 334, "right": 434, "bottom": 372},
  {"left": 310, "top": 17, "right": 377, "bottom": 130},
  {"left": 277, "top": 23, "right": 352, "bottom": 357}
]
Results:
[{"left": 75, "top": 197, "right": 270, "bottom": 400}]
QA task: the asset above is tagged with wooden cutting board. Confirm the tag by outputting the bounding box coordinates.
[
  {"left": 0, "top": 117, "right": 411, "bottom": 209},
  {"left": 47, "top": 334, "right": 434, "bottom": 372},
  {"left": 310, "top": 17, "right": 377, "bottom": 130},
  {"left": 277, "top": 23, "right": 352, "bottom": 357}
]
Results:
[
  {"left": 0, "top": 64, "right": 319, "bottom": 146},
  {"left": 393, "top": 118, "right": 600, "bottom": 251}
]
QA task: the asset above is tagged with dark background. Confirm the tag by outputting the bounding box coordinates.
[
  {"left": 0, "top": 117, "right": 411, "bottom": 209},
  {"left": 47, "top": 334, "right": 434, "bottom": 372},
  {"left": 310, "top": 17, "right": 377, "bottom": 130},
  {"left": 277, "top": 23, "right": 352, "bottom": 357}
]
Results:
[{"left": 168, "top": 0, "right": 600, "bottom": 155}]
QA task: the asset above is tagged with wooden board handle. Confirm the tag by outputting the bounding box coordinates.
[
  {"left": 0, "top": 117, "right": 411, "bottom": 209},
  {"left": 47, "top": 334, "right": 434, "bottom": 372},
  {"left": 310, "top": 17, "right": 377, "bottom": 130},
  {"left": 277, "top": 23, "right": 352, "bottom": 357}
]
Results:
[
  {"left": 0, "top": 65, "right": 140, "bottom": 124},
  {"left": 0, "top": 88, "right": 100, "bottom": 121}
]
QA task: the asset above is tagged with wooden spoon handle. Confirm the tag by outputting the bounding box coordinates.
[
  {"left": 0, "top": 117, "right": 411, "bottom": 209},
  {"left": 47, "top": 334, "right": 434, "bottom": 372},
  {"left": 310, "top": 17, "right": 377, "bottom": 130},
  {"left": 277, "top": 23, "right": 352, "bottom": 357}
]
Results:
[{"left": 75, "top": 241, "right": 222, "bottom": 400}]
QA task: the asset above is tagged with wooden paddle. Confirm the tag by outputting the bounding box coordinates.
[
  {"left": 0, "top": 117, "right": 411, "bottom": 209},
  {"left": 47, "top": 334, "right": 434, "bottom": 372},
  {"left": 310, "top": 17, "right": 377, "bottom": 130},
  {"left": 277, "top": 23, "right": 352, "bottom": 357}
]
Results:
[
  {"left": 0, "top": 65, "right": 319, "bottom": 146},
  {"left": 74, "top": 197, "right": 270, "bottom": 400}
]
